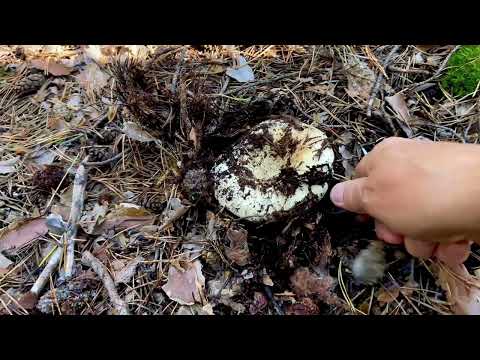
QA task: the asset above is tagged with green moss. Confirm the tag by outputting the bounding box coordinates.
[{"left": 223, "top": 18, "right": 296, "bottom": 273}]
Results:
[{"left": 441, "top": 45, "right": 480, "bottom": 97}]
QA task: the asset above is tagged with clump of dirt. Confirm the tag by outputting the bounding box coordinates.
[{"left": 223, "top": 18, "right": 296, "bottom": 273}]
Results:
[{"left": 32, "top": 165, "right": 69, "bottom": 191}]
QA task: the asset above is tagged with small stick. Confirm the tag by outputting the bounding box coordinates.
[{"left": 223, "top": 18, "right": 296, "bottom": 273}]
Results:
[
  {"left": 171, "top": 48, "right": 187, "bottom": 94},
  {"left": 83, "top": 152, "right": 123, "bottom": 167},
  {"left": 387, "top": 65, "right": 431, "bottom": 75},
  {"left": 81, "top": 251, "right": 130, "bottom": 315},
  {"left": 366, "top": 45, "right": 400, "bottom": 117},
  {"left": 31, "top": 245, "right": 63, "bottom": 296},
  {"left": 64, "top": 159, "right": 89, "bottom": 279}
]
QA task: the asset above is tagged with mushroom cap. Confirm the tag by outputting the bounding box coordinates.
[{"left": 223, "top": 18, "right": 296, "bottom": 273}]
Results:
[{"left": 212, "top": 118, "right": 334, "bottom": 222}]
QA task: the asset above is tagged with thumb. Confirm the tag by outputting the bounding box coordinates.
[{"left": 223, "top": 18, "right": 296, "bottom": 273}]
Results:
[{"left": 330, "top": 178, "right": 369, "bottom": 214}]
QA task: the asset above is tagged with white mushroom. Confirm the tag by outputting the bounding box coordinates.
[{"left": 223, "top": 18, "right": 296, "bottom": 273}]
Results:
[{"left": 211, "top": 118, "right": 334, "bottom": 222}]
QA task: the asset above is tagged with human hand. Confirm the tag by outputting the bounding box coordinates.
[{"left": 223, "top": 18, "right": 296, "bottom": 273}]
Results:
[{"left": 330, "top": 137, "right": 480, "bottom": 265}]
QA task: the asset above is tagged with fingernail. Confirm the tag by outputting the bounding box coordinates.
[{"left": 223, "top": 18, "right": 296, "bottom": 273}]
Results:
[{"left": 330, "top": 183, "right": 345, "bottom": 207}]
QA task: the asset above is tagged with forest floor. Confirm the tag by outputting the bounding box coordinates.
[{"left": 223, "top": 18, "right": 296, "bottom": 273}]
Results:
[{"left": 0, "top": 45, "right": 479, "bottom": 315}]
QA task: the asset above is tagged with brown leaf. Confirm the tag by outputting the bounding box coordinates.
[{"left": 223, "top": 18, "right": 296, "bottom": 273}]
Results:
[
  {"left": 162, "top": 260, "right": 206, "bottom": 306},
  {"left": 18, "top": 291, "right": 38, "bottom": 310},
  {"left": 386, "top": 93, "right": 411, "bottom": 123},
  {"left": 344, "top": 55, "right": 393, "bottom": 102},
  {"left": 91, "top": 205, "right": 155, "bottom": 235},
  {"left": 224, "top": 227, "right": 250, "bottom": 266},
  {"left": 113, "top": 256, "right": 144, "bottom": 285},
  {"left": 79, "top": 203, "right": 108, "bottom": 234},
  {"left": 435, "top": 263, "right": 480, "bottom": 315},
  {"left": 249, "top": 291, "right": 268, "bottom": 314},
  {"left": 285, "top": 297, "right": 319, "bottom": 315},
  {"left": 377, "top": 287, "right": 400, "bottom": 305},
  {"left": 0, "top": 252, "right": 13, "bottom": 270},
  {"left": 122, "top": 122, "right": 158, "bottom": 143},
  {"left": 290, "top": 267, "right": 337, "bottom": 301},
  {"left": 0, "top": 218, "right": 48, "bottom": 252},
  {"left": 344, "top": 56, "right": 376, "bottom": 101},
  {"left": 30, "top": 59, "right": 72, "bottom": 76},
  {"left": 76, "top": 62, "right": 109, "bottom": 92}
]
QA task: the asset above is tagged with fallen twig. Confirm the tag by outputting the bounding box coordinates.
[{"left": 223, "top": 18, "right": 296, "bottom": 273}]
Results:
[
  {"left": 30, "top": 245, "right": 63, "bottom": 296},
  {"left": 387, "top": 65, "right": 431, "bottom": 75},
  {"left": 83, "top": 152, "right": 123, "bottom": 167},
  {"left": 64, "top": 160, "right": 89, "bottom": 278},
  {"left": 81, "top": 251, "right": 130, "bottom": 315},
  {"left": 30, "top": 156, "right": 90, "bottom": 294},
  {"left": 366, "top": 45, "right": 400, "bottom": 117},
  {"left": 171, "top": 48, "right": 187, "bottom": 94}
]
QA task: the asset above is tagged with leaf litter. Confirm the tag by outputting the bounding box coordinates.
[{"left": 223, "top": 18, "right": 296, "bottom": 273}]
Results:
[{"left": 0, "top": 44, "right": 477, "bottom": 315}]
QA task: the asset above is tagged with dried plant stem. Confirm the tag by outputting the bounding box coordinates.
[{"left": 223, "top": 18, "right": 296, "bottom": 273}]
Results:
[{"left": 81, "top": 251, "right": 130, "bottom": 315}]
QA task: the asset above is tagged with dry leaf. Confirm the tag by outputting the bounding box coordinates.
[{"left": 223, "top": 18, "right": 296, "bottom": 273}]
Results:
[
  {"left": 436, "top": 263, "right": 480, "bottom": 315},
  {"left": 226, "top": 56, "right": 254, "bottom": 82},
  {"left": 17, "top": 291, "right": 38, "bottom": 310},
  {"left": 249, "top": 291, "right": 268, "bottom": 314},
  {"left": 0, "top": 157, "right": 20, "bottom": 174},
  {"left": 47, "top": 116, "right": 67, "bottom": 130},
  {"left": 189, "top": 127, "right": 199, "bottom": 150},
  {"left": 79, "top": 203, "right": 108, "bottom": 234},
  {"left": 76, "top": 62, "right": 109, "bottom": 92},
  {"left": 0, "top": 252, "right": 13, "bottom": 270},
  {"left": 262, "top": 274, "right": 274, "bottom": 287},
  {"left": 386, "top": 93, "right": 411, "bottom": 123},
  {"left": 45, "top": 213, "right": 67, "bottom": 234},
  {"left": 290, "top": 267, "right": 337, "bottom": 304},
  {"left": 91, "top": 204, "right": 155, "bottom": 235},
  {"left": 123, "top": 122, "right": 158, "bottom": 143},
  {"left": 344, "top": 55, "right": 393, "bottom": 102},
  {"left": 377, "top": 287, "right": 400, "bottom": 305},
  {"left": 83, "top": 45, "right": 109, "bottom": 64},
  {"left": 285, "top": 297, "right": 319, "bottom": 315},
  {"left": 344, "top": 56, "right": 376, "bottom": 101},
  {"left": 162, "top": 259, "right": 206, "bottom": 306},
  {"left": 51, "top": 204, "right": 71, "bottom": 221},
  {"left": 30, "top": 59, "right": 72, "bottom": 76},
  {"left": 219, "top": 298, "right": 246, "bottom": 314},
  {"left": 224, "top": 227, "right": 250, "bottom": 266},
  {"left": 208, "top": 64, "right": 225, "bottom": 74},
  {"left": 59, "top": 186, "right": 74, "bottom": 207},
  {"left": 0, "top": 218, "right": 48, "bottom": 252},
  {"left": 24, "top": 148, "right": 63, "bottom": 167},
  {"left": 114, "top": 256, "right": 144, "bottom": 285}
]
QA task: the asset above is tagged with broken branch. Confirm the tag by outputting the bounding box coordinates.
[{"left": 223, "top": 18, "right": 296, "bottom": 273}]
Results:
[
  {"left": 65, "top": 160, "right": 89, "bottom": 278},
  {"left": 81, "top": 251, "right": 130, "bottom": 315}
]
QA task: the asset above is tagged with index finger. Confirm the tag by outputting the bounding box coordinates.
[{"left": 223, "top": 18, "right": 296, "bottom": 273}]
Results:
[{"left": 354, "top": 137, "right": 407, "bottom": 178}]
